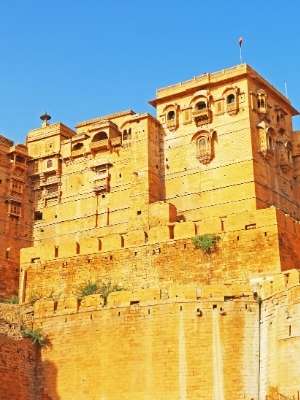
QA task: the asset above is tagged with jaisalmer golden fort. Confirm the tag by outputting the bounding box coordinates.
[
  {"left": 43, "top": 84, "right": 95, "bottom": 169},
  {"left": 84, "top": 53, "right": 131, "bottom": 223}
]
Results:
[{"left": 1, "top": 63, "right": 300, "bottom": 400}]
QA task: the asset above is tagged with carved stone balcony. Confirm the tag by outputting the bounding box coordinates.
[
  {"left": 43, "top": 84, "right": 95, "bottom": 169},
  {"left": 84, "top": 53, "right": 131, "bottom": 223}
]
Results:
[
  {"left": 192, "top": 109, "right": 212, "bottom": 126},
  {"left": 90, "top": 139, "right": 110, "bottom": 152},
  {"left": 226, "top": 102, "right": 238, "bottom": 115},
  {"left": 6, "top": 194, "right": 22, "bottom": 203},
  {"left": 89, "top": 120, "right": 121, "bottom": 153},
  {"left": 40, "top": 174, "right": 60, "bottom": 187},
  {"left": 44, "top": 190, "right": 59, "bottom": 199},
  {"left": 71, "top": 147, "right": 85, "bottom": 158},
  {"left": 110, "top": 136, "right": 122, "bottom": 147},
  {"left": 93, "top": 177, "right": 110, "bottom": 193},
  {"left": 166, "top": 119, "right": 177, "bottom": 131}
]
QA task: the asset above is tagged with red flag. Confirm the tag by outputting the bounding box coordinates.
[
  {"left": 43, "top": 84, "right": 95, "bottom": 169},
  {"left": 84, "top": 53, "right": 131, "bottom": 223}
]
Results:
[{"left": 238, "top": 37, "right": 244, "bottom": 47}]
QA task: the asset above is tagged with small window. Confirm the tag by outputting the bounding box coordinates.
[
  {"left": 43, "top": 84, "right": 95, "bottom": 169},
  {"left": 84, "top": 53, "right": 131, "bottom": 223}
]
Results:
[
  {"left": 54, "top": 246, "right": 59, "bottom": 258},
  {"left": 167, "top": 110, "right": 175, "bottom": 120},
  {"left": 121, "top": 235, "right": 125, "bottom": 248},
  {"left": 16, "top": 155, "right": 25, "bottom": 163},
  {"left": 76, "top": 242, "right": 80, "bottom": 254},
  {"left": 92, "top": 132, "right": 108, "bottom": 142},
  {"left": 72, "top": 142, "right": 83, "bottom": 151},
  {"left": 196, "top": 101, "right": 207, "bottom": 110},
  {"left": 227, "top": 94, "right": 235, "bottom": 104},
  {"left": 257, "top": 92, "right": 266, "bottom": 111},
  {"left": 47, "top": 159, "right": 53, "bottom": 168},
  {"left": 5, "top": 248, "right": 10, "bottom": 259},
  {"left": 257, "top": 98, "right": 265, "bottom": 108},
  {"left": 98, "top": 239, "right": 102, "bottom": 251},
  {"left": 34, "top": 211, "right": 43, "bottom": 220},
  {"left": 123, "top": 128, "right": 132, "bottom": 141}
]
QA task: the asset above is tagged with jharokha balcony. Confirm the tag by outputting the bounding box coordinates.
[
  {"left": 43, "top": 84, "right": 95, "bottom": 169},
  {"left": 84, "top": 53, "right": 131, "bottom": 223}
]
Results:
[
  {"left": 90, "top": 135, "right": 110, "bottom": 152},
  {"left": 192, "top": 108, "right": 212, "bottom": 126},
  {"left": 93, "top": 176, "right": 110, "bottom": 193}
]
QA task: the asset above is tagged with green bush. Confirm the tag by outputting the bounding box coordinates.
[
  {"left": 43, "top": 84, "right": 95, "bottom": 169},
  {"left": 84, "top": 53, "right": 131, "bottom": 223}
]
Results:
[
  {"left": 77, "top": 280, "right": 124, "bottom": 305},
  {"left": 192, "top": 234, "right": 220, "bottom": 254},
  {"left": 6, "top": 295, "right": 19, "bottom": 304},
  {"left": 21, "top": 328, "right": 47, "bottom": 347},
  {"left": 98, "top": 281, "right": 123, "bottom": 306},
  {"left": 0, "top": 295, "right": 19, "bottom": 304},
  {"left": 78, "top": 281, "right": 99, "bottom": 298}
]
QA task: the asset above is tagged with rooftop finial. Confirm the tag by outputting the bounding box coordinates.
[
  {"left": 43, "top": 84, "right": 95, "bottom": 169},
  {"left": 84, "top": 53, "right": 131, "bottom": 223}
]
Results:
[{"left": 40, "top": 112, "right": 51, "bottom": 127}]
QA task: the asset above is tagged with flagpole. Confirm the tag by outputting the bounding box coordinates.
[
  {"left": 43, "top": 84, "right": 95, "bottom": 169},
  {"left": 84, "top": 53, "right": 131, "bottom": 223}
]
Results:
[{"left": 238, "top": 37, "right": 244, "bottom": 64}]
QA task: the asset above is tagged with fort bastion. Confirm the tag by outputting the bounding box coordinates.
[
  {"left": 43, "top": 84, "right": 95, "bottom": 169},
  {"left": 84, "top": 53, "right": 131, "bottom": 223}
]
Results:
[{"left": 1, "top": 64, "right": 300, "bottom": 399}]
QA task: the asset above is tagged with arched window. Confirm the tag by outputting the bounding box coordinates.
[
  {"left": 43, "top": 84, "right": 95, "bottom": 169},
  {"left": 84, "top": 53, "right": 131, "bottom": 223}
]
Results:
[
  {"left": 197, "top": 136, "right": 209, "bottom": 156},
  {"left": 227, "top": 94, "right": 235, "bottom": 104},
  {"left": 92, "top": 132, "right": 108, "bottom": 142},
  {"left": 257, "top": 91, "right": 267, "bottom": 112},
  {"left": 72, "top": 142, "right": 83, "bottom": 151},
  {"left": 193, "top": 132, "right": 213, "bottom": 164},
  {"left": 167, "top": 110, "right": 175, "bottom": 120},
  {"left": 257, "top": 98, "right": 265, "bottom": 108},
  {"left": 196, "top": 101, "right": 207, "bottom": 110},
  {"left": 47, "top": 159, "right": 53, "bottom": 168}
]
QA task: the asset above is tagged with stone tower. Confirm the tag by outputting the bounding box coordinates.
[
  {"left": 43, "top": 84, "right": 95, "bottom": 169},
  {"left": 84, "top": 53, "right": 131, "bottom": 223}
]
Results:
[{"left": 0, "top": 64, "right": 300, "bottom": 400}]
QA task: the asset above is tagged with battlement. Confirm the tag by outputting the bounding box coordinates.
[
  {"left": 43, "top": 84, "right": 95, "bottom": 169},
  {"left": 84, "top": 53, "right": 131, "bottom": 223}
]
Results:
[
  {"left": 250, "top": 268, "right": 300, "bottom": 300},
  {"left": 151, "top": 64, "right": 298, "bottom": 115},
  {"left": 21, "top": 207, "right": 281, "bottom": 264},
  {"left": 31, "top": 282, "right": 254, "bottom": 319}
]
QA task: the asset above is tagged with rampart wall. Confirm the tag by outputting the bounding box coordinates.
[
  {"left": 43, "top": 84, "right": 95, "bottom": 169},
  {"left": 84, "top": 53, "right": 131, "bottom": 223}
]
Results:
[
  {"left": 21, "top": 207, "right": 300, "bottom": 302},
  {"left": 32, "top": 283, "right": 259, "bottom": 400},
  {"left": 1, "top": 270, "right": 300, "bottom": 399},
  {"left": 25, "top": 269, "right": 300, "bottom": 400}
]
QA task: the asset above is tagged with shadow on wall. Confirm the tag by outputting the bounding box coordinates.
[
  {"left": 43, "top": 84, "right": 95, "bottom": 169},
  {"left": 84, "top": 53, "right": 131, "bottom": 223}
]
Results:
[
  {"left": 39, "top": 359, "right": 60, "bottom": 400},
  {"left": 0, "top": 331, "right": 60, "bottom": 400}
]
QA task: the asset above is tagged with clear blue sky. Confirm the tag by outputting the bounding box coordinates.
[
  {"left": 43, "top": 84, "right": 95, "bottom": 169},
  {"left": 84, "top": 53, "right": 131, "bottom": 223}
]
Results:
[{"left": 1, "top": 0, "right": 300, "bottom": 143}]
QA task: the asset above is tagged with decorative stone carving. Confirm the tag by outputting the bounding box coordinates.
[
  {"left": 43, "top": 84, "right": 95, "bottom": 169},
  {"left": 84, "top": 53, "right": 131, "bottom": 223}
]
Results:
[
  {"left": 222, "top": 86, "right": 240, "bottom": 115},
  {"left": 190, "top": 90, "right": 212, "bottom": 127},
  {"left": 278, "top": 140, "right": 293, "bottom": 173},
  {"left": 161, "top": 104, "right": 179, "bottom": 131},
  {"left": 256, "top": 89, "right": 267, "bottom": 114},
  {"left": 192, "top": 129, "right": 215, "bottom": 164},
  {"left": 257, "top": 121, "right": 275, "bottom": 158}
]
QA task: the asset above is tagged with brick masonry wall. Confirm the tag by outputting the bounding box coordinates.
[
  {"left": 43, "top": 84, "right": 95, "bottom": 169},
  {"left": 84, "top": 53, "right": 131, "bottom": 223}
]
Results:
[{"left": 0, "top": 304, "right": 40, "bottom": 400}]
